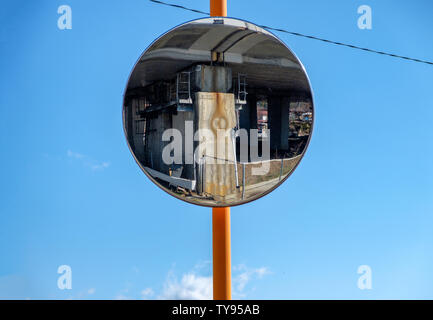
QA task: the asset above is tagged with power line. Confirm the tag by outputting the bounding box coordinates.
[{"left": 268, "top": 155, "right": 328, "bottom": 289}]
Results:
[
  {"left": 150, "top": 0, "right": 208, "bottom": 15},
  {"left": 149, "top": 0, "right": 433, "bottom": 66}
]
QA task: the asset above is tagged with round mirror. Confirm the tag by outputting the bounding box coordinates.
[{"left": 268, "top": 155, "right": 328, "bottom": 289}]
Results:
[{"left": 123, "top": 17, "right": 314, "bottom": 207}]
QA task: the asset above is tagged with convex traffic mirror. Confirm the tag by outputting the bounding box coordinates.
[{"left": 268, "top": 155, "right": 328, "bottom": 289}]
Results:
[{"left": 123, "top": 17, "right": 314, "bottom": 207}]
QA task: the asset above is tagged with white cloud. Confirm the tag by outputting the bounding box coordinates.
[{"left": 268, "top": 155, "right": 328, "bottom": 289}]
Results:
[
  {"left": 157, "top": 263, "right": 269, "bottom": 300},
  {"left": 67, "top": 150, "right": 85, "bottom": 159},
  {"left": 233, "top": 264, "right": 270, "bottom": 295},
  {"left": 114, "top": 262, "right": 269, "bottom": 300},
  {"left": 141, "top": 288, "right": 154, "bottom": 299},
  {"left": 66, "top": 287, "right": 97, "bottom": 300},
  {"left": 114, "top": 287, "right": 131, "bottom": 300},
  {"left": 67, "top": 149, "right": 110, "bottom": 171},
  {"left": 90, "top": 161, "right": 110, "bottom": 170},
  {"left": 192, "top": 260, "right": 212, "bottom": 273},
  {"left": 159, "top": 271, "right": 212, "bottom": 300}
]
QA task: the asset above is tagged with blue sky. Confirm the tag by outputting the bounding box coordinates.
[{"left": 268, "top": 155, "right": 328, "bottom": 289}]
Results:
[{"left": 0, "top": 0, "right": 432, "bottom": 299}]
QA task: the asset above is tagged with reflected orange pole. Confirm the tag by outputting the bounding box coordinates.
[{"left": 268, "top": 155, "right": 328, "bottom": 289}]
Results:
[{"left": 210, "top": 0, "right": 230, "bottom": 301}]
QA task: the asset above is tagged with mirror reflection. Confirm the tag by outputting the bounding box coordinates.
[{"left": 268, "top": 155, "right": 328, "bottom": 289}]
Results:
[{"left": 123, "top": 17, "right": 314, "bottom": 207}]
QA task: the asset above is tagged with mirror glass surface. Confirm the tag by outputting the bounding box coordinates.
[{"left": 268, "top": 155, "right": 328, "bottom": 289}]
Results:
[{"left": 123, "top": 17, "right": 314, "bottom": 207}]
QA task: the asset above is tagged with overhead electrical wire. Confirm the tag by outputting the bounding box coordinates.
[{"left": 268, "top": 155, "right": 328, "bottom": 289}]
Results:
[{"left": 149, "top": 0, "right": 433, "bottom": 66}]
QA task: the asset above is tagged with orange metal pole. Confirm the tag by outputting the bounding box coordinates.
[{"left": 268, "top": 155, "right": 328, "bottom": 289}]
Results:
[
  {"left": 210, "top": 0, "right": 230, "bottom": 301},
  {"left": 212, "top": 207, "right": 231, "bottom": 300},
  {"left": 210, "top": 0, "right": 227, "bottom": 17}
]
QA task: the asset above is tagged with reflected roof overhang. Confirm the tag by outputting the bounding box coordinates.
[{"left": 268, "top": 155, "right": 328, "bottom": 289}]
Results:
[{"left": 127, "top": 18, "right": 311, "bottom": 94}]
